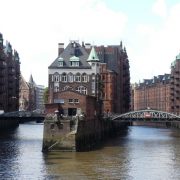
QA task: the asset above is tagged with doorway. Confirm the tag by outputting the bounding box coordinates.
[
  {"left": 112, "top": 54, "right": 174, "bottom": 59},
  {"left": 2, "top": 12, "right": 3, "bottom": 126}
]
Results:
[{"left": 68, "top": 108, "right": 77, "bottom": 116}]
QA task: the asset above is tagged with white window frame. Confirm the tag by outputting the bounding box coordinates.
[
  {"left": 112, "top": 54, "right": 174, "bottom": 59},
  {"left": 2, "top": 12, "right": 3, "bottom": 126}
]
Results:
[
  {"left": 82, "top": 74, "right": 87, "bottom": 82},
  {"left": 68, "top": 74, "right": 74, "bottom": 82},
  {"left": 54, "top": 75, "right": 59, "bottom": 82},
  {"left": 74, "top": 99, "right": 79, "bottom": 103},
  {"left": 81, "top": 86, "right": 87, "bottom": 95},
  {"left": 62, "top": 73, "right": 67, "bottom": 82},
  {"left": 58, "top": 61, "right": 63, "bottom": 67},
  {"left": 75, "top": 74, "right": 81, "bottom": 82},
  {"left": 76, "top": 86, "right": 81, "bottom": 93}
]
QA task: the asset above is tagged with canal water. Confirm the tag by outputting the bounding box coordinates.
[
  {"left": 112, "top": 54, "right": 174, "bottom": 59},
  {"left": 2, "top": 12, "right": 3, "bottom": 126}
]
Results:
[{"left": 0, "top": 123, "right": 180, "bottom": 180}]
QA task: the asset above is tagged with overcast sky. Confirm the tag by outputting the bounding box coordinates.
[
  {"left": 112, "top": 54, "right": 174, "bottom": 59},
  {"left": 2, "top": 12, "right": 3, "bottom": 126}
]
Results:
[{"left": 1, "top": 0, "right": 180, "bottom": 86}]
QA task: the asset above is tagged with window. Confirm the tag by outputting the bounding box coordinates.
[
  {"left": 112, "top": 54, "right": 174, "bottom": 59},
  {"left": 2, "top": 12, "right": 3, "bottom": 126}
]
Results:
[
  {"left": 76, "top": 86, "right": 81, "bottom": 93},
  {"left": 82, "top": 73, "right": 87, "bottom": 82},
  {"left": 58, "top": 62, "right": 63, "bottom": 67},
  {"left": 70, "top": 56, "right": 80, "bottom": 67},
  {"left": 75, "top": 73, "right": 81, "bottom": 82},
  {"left": 54, "top": 75, "right": 59, "bottom": 82},
  {"left": 71, "top": 61, "right": 79, "bottom": 66},
  {"left": 74, "top": 99, "right": 79, "bottom": 103},
  {"left": 69, "top": 99, "right": 73, "bottom": 103},
  {"left": 81, "top": 86, "right": 87, "bottom": 95},
  {"left": 91, "top": 82, "right": 95, "bottom": 90},
  {"left": 54, "top": 86, "right": 59, "bottom": 92},
  {"left": 62, "top": 73, "right": 67, "bottom": 82},
  {"left": 68, "top": 73, "right": 73, "bottom": 82}
]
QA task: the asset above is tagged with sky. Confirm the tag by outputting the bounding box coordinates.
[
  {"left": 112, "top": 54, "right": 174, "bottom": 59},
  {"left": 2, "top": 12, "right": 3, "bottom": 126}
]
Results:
[{"left": 1, "top": 0, "right": 180, "bottom": 86}]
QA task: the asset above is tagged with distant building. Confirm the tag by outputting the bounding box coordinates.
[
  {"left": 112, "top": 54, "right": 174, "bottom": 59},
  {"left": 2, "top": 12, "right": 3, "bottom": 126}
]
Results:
[
  {"left": 36, "top": 85, "right": 45, "bottom": 112},
  {"left": 47, "top": 40, "right": 130, "bottom": 115},
  {"left": 0, "top": 33, "right": 20, "bottom": 112},
  {"left": 133, "top": 74, "right": 171, "bottom": 112},
  {"left": 19, "top": 74, "right": 45, "bottom": 111},
  {"left": 19, "top": 74, "right": 30, "bottom": 111},
  {"left": 170, "top": 53, "right": 180, "bottom": 115}
]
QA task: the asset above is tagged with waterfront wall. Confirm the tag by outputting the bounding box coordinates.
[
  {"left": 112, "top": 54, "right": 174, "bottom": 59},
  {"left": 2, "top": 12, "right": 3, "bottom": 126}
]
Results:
[
  {"left": 42, "top": 115, "right": 129, "bottom": 152},
  {"left": 0, "top": 117, "right": 19, "bottom": 129}
]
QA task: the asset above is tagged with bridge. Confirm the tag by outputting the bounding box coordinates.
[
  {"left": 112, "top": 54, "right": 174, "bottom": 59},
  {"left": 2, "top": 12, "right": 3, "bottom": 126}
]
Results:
[
  {"left": 0, "top": 110, "right": 45, "bottom": 124},
  {"left": 111, "top": 109, "right": 180, "bottom": 121}
]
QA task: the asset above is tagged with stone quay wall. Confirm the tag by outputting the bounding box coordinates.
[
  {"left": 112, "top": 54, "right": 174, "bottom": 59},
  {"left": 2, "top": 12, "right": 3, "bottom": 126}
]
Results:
[{"left": 42, "top": 115, "right": 129, "bottom": 152}]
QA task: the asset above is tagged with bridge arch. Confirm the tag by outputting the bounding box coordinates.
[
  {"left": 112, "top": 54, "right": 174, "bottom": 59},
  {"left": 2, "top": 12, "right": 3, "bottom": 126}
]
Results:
[{"left": 112, "top": 109, "right": 180, "bottom": 121}]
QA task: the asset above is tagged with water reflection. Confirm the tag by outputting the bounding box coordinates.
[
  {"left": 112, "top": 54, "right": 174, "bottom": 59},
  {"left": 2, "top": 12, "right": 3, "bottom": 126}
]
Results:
[{"left": 0, "top": 123, "right": 180, "bottom": 179}]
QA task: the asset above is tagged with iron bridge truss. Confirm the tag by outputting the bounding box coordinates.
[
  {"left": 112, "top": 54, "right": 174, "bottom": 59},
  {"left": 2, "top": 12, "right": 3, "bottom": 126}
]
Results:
[{"left": 112, "top": 109, "right": 180, "bottom": 121}]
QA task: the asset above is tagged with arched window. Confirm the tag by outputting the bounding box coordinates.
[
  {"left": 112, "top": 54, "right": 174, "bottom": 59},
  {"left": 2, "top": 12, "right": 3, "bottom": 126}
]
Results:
[
  {"left": 68, "top": 73, "right": 73, "bottom": 82},
  {"left": 82, "top": 73, "right": 87, "bottom": 82},
  {"left": 54, "top": 86, "right": 59, "bottom": 92},
  {"left": 75, "top": 73, "right": 81, "bottom": 82},
  {"left": 62, "top": 73, "right": 67, "bottom": 82}
]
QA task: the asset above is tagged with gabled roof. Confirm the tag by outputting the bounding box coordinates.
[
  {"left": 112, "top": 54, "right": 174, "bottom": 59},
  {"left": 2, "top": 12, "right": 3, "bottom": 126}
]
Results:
[
  {"left": 87, "top": 46, "right": 99, "bottom": 62},
  {"left": 49, "top": 41, "right": 91, "bottom": 69}
]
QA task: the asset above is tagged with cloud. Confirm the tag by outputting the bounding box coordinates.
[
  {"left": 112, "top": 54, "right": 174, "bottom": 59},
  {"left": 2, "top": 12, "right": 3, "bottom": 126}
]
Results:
[
  {"left": 130, "top": 2, "right": 180, "bottom": 83},
  {"left": 0, "top": 0, "right": 127, "bottom": 86},
  {"left": 152, "top": 0, "right": 167, "bottom": 18}
]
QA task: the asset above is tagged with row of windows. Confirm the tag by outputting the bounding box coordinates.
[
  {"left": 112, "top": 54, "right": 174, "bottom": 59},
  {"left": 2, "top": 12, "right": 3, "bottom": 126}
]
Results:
[
  {"left": 58, "top": 61, "right": 80, "bottom": 67},
  {"left": 52, "top": 73, "right": 90, "bottom": 83},
  {"left": 54, "top": 86, "right": 88, "bottom": 95},
  {"left": 69, "top": 99, "right": 79, "bottom": 103}
]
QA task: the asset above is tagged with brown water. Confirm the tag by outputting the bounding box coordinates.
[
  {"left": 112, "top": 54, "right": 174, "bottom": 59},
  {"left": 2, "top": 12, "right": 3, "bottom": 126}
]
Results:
[{"left": 0, "top": 123, "right": 180, "bottom": 180}]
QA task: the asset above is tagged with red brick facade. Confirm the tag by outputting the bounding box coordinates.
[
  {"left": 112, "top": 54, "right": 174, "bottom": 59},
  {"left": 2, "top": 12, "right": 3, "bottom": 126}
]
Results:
[
  {"left": 170, "top": 55, "right": 180, "bottom": 114},
  {"left": 133, "top": 74, "right": 171, "bottom": 112},
  {"left": 100, "top": 63, "right": 117, "bottom": 113},
  {"left": 45, "top": 90, "right": 100, "bottom": 120}
]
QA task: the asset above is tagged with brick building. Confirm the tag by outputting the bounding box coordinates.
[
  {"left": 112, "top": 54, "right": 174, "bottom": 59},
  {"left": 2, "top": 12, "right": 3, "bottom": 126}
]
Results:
[
  {"left": 0, "top": 33, "right": 20, "bottom": 112},
  {"left": 47, "top": 41, "right": 130, "bottom": 116},
  {"left": 95, "top": 42, "right": 130, "bottom": 113},
  {"left": 48, "top": 41, "right": 101, "bottom": 116},
  {"left": 170, "top": 53, "right": 180, "bottom": 115},
  {"left": 19, "top": 74, "right": 45, "bottom": 111},
  {"left": 133, "top": 74, "right": 171, "bottom": 112}
]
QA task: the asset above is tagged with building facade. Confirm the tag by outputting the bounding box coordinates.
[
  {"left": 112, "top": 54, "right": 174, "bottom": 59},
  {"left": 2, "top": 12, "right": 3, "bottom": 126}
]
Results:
[
  {"left": 133, "top": 74, "right": 171, "bottom": 112},
  {"left": 47, "top": 40, "right": 130, "bottom": 115},
  {"left": 170, "top": 53, "right": 180, "bottom": 115},
  {"left": 94, "top": 42, "right": 130, "bottom": 113},
  {"left": 0, "top": 33, "right": 20, "bottom": 112},
  {"left": 48, "top": 41, "right": 101, "bottom": 116},
  {"left": 19, "top": 74, "right": 45, "bottom": 112}
]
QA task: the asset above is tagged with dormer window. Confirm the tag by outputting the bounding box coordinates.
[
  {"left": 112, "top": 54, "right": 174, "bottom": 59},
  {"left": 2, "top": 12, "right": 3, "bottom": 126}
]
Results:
[
  {"left": 58, "top": 57, "right": 64, "bottom": 67},
  {"left": 70, "top": 56, "right": 80, "bottom": 67}
]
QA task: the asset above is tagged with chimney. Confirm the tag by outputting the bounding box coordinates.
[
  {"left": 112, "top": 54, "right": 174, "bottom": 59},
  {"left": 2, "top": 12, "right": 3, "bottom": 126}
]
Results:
[
  {"left": 85, "top": 43, "right": 91, "bottom": 49},
  {"left": 58, "top": 43, "right": 64, "bottom": 56}
]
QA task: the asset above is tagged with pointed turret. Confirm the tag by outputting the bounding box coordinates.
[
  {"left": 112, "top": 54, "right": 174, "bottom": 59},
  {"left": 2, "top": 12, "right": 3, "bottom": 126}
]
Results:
[
  {"left": 87, "top": 46, "right": 100, "bottom": 74},
  {"left": 87, "top": 46, "right": 99, "bottom": 62},
  {"left": 29, "top": 74, "right": 36, "bottom": 88},
  {"left": 120, "top": 41, "right": 123, "bottom": 49}
]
